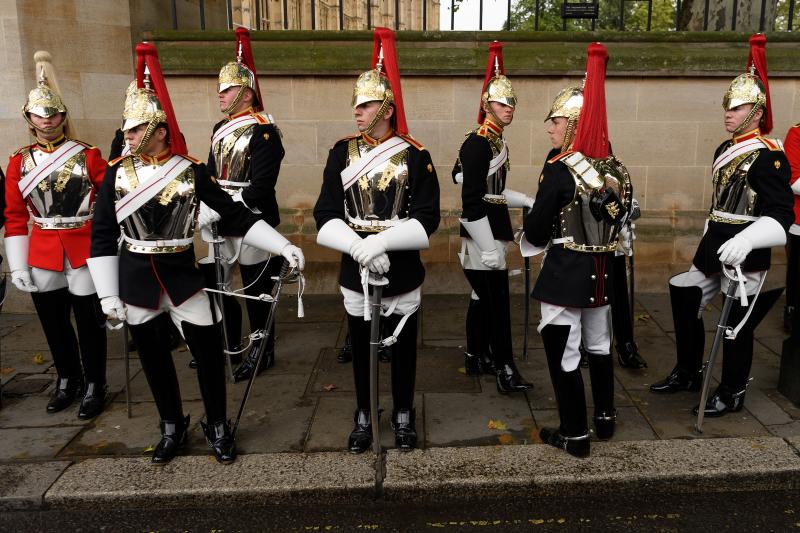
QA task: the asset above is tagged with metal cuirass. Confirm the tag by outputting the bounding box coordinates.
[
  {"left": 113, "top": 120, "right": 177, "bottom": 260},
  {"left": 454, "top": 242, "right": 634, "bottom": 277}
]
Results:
[
  {"left": 212, "top": 123, "right": 256, "bottom": 194},
  {"left": 558, "top": 153, "right": 631, "bottom": 253},
  {"left": 486, "top": 136, "right": 509, "bottom": 196},
  {"left": 22, "top": 149, "right": 93, "bottom": 228},
  {"left": 114, "top": 157, "right": 197, "bottom": 245},
  {"left": 344, "top": 138, "right": 410, "bottom": 232},
  {"left": 710, "top": 150, "right": 759, "bottom": 222}
]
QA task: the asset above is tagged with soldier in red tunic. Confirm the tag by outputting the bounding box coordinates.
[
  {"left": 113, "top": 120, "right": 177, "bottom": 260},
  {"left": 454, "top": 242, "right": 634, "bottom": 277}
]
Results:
[{"left": 4, "top": 51, "right": 108, "bottom": 419}]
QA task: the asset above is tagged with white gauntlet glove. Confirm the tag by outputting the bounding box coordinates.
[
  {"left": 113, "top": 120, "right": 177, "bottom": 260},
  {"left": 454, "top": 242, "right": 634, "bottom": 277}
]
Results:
[
  {"left": 460, "top": 217, "right": 503, "bottom": 270},
  {"left": 280, "top": 243, "right": 305, "bottom": 270},
  {"left": 480, "top": 249, "right": 503, "bottom": 269},
  {"left": 368, "top": 253, "right": 391, "bottom": 275},
  {"left": 100, "top": 296, "right": 126, "bottom": 321},
  {"left": 717, "top": 216, "right": 786, "bottom": 267},
  {"left": 350, "top": 234, "right": 388, "bottom": 265},
  {"left": 11, "top": 270, "right": 37, "bottom": 292},
  {"left": 197, "top": 202, "right": 221, "bottom": 229}
]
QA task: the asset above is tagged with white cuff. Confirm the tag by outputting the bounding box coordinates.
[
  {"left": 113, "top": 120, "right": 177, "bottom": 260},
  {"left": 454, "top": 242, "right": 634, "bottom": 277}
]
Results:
[
  {"left": 459, "top": 217, "right": 497, "bottom": 252},
  {"left": 739, "top": 216, "right": 787, "bottom": 249},
  {"left": 4, "top": 235, "right": 30, "bottom": 272},
  {"left": 316, "top": 218, "right": 361, "bottom": 254},
  {"left": 242, "top": 220, "right": 291, "bottom": 256},
  {"left": 791, "top": 178, "right": 800, "bottom": 195},
  {"left": 502, "top": 188, "right": 534, "bottom": 209},
  {"left": 86, "top": 256, "right": 119, "bottom": 299},
  {"left": 376, "top": 219, "right": 429, "bottom": 251}
]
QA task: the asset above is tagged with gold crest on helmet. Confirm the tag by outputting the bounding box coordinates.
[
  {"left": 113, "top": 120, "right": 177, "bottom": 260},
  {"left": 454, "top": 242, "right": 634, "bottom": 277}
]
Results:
[
  {"left": 352, "top": 69, "right": 394, "bottom": 108},
  {"left": 122, "top": 72, "right": 167, "bottom": 155},
  {"left": 23, "top": 51, "right": 68, "bottom": 131},
  {"left": 218, "top": 43, "right": 258, "bottom": 114}
]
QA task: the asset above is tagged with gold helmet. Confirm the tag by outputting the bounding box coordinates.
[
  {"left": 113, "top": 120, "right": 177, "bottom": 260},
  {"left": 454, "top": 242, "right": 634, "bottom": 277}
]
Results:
[
  {"left": 545, "top": 85, "right": 584, "bottom": 150},
  {"left": 218, "top": 28, "right": 262, "bottom": 114},
  {"left": 23, "top": 51, "right": 68, "bottom": 132},
  {"left": 482, "top": 57, "right": 517, "bottom": 110},
  {"left": 723, "top": 34, "right": 773, "bottom": 135},
  {"left": 351, "top": 48, "right": 395, "bottom": 135},
  {"left": 122, "top": 71, "right": 167, "bottom": 156}
]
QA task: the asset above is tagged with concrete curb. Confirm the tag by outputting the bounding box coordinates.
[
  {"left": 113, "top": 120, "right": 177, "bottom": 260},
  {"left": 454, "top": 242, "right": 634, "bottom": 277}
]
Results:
[{"left": 3, "top": 437, "right": 793, "bottom": 511}]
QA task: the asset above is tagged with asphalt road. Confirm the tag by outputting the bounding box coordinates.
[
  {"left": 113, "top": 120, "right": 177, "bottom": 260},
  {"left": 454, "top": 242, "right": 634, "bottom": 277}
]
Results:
[{"left": 4, "top": 489, "right": 800, "bottom": 532}]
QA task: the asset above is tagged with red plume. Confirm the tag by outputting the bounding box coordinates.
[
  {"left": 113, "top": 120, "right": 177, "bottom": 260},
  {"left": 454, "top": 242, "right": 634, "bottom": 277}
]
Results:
[
  {"left": 572, "top": 43, "right": 609, "bottom": 159},
  {"left": 371, "top": 28, "right": 408, "bottom": 136},
  {"left": 235, "top": 27, "right": 263, "bottom": 113},
  {"left": 135, "top": 42, "right": 187, "bottom": 156},
  {"left": 478, "top": 41, "right": 505, "bottom": 124},
  {"left": 747, "top": 33, "right": 772, "bottom": 134}
]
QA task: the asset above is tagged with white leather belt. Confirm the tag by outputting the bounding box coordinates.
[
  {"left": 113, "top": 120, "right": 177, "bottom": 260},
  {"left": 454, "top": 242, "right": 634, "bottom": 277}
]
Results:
[
  {"left": 123, "top": 235, "right": 194, "bottom": 254},
  {"left": 710, "top": 210, "right": 758, "bottom": 222},
  {"left": 32, "top": 214, "right": 92, "bottom": 229},
  {"left": 218, "top": 179, "right": 249, "bottom": 188},
  {"left": 346, "top": 215, "right": 406, "bottom": 232}
]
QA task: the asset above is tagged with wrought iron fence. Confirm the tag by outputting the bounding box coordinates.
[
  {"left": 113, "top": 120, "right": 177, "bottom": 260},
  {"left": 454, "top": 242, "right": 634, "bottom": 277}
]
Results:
[{"left": 168, "top": 0, "right": 796, "bottom": 32}]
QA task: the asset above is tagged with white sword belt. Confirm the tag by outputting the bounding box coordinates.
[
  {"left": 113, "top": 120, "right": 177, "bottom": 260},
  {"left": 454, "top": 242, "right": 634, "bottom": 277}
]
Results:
[
  {"left": 482, "top": 194, "right": 507, "bottom": 205},
  {"left": 346, "top": 215, "right": 407, "bottom": 233},
  {"left": 708, "top": 210, "right": 758, "bottom": 225},
  {"left": 122, "top": 235, "right": 194, "bottom": 254},
  {"left": 32, "top": 214, "right": 93, "bottom": 230},
  {"left": 553, "top": 236, "right": 617, "bottom": 253},
  {"left": 218, "top": 179, "right": 250, "bottom": 189}
]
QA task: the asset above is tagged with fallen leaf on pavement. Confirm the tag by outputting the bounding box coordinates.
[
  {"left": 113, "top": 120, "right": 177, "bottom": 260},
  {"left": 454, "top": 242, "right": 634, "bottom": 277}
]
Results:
[
  {"left": 635, "top": 314, "right": 651, "bottom": 322},
  {"left": 323, "top": 383, "right": 337, "bottom": 392},
  {"left": 143, "top": 446, "right": 154, "bottom": 453},
  {"left": 33, "top": 353, "right": 45, "bottom": 365},
  {"left": 1, "top": 367, "right": 13, "bottom": 375},
  {"left": 487, "top": 419, "right": 508, "bottom": 430},
  {"left": 457, "top": 367, "right": 467, "bottom": 375}
]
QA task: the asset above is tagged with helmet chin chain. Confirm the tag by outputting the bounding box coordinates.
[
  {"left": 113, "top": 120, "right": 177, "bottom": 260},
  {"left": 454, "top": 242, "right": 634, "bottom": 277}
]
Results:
[
  {"left": 363, "top": 96, "right": 392, "bottom": 136},
  {"left": 131, "top": 121, "right": 158, "bottom": 157},
  {"left": 222, "top": 85, "right": 246, "bottom": 115},
  {"left": 733, "top": 103, "right": 762, "bottom": 136}
]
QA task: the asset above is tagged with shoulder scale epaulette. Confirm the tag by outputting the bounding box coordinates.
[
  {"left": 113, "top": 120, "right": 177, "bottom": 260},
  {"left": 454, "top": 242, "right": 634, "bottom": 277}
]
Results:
[
  {"left": 758, "top": 136, "right": 782, "bottom": 151},
  {"left": 398, "top": 133, "right": 424, "bottom": 151},
  {"left": 180, "top": 154, "right": 203, "bottom": 165},
  {"left": 108, "top": 154, "right": 131, "bottom": 166},
  {"left": 254, "top": 112, "right": 274, "bottom": 125},
  {"left": 547, "top": 150, "right": 574, "bottom": 164}
]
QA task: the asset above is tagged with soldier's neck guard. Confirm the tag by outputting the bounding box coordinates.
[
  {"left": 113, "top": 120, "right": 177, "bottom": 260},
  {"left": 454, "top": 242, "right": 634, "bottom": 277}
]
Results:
[
  {"left": 139, "top": 147, "right": 172, "bottom": 166},
  {"left": 362, "top": 129, "right": 395, "bottom": 147}
]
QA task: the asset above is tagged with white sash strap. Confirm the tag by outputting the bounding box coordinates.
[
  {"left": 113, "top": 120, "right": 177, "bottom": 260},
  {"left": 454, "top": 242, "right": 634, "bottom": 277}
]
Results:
[
  {"left": 18, "top": 141, "right": 84, "bottom": 199},
  {"left": 487, "top": 141, "right": 508, "bottom": 177},
  {"left": 115, "top": 156, "right": 192, "bottom": 223},
  {"left": 712, "top": 138, "right": 768, "bottom": 175},
  {"left": 340, "top": 137, "right": 410, "bottom": 191},
  {"left": 211, "top": 115, "right": 262, "bottom": 148}
]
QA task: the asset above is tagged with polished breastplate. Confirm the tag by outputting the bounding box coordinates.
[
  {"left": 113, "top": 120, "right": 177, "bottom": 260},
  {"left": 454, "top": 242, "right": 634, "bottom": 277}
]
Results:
[
  {"left": 213, "top": 122, "right": 256, "bottom": 194},
  {"left": 114, "top": 156, "right": 197, "bottom": 251},
  {"left": 558, "top": 153, "right": 631, "bottom": 253},
  {"left": 710, "top": 149, "right": 759, "bottom": 223},
  {"left": 344, "top": 138, "right": 410, "bottom": 232},
  {"left": 486, "top": 135, "right": 509, "bottom": 197},
  {"left": 22, "top": 148, "right": 93, "bottom": 229}
]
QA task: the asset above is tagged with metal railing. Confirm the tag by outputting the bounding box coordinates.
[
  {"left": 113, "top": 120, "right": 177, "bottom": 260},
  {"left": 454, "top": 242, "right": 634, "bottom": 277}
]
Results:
[{"left": 168, "top": 0, "right": 795, "bottom": 32}]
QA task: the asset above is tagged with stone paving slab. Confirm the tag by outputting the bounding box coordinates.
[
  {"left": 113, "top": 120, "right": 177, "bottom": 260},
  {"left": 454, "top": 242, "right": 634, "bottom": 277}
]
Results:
[
  {"left": 45, "top": 452, "right": 375, "bottom": 510},
  {"left": 383, "top": 437, "right": 800, "bottom": 502},
  {"left": 0, "top": 461, "right": 71, "bottom": 511},
  {"left": 0, "top": 427, "right": 82, "bottom": 461}
]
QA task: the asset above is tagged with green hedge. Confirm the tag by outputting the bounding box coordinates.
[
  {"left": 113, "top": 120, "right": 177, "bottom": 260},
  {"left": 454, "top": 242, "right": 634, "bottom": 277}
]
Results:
[{"left": 144, "top": 30, "right": 800, "bottom": 76}]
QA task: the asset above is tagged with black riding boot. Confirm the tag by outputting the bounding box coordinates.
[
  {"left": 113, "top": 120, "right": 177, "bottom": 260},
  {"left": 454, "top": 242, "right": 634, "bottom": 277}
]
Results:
[
  {"left": 32, "top": 289, "right": 82, "bottom": 413},
  {"left": 464, "top": 297, "right": 493, "bottom": 375},
  {"left": 539, "top": 324, "right": 590, "bottom": 457},
  {"left": 611, "top": 255, "right": 647, "bottom": 369},
  {"left": 694, "top": 288, "right": 783, "bottom": 417},
  {"left": 182, "top": 321, "right": 236, "bottom": 463},
  {"left": 198, "top": 262, "right": 242, "bottom": 367},
  {"left": 233, "top": 260, "right": 276, "bottom": 382},
  {"left": 587, "top": 352, "right": 616, "bottom": 439},
  {"left": 347, "top": 313, "right": 373, "bottom": 453},
  {"left": 650, "top": 281, "right": 704, "bottom": 393},
  {"left": 338, "top": 332, "right": 353, "bottom": 363},
  {"left": 71, "top": 293, "right": 108, "bottom": 419},
  {"left": 387, "top": 313, "right": 418, "bottom": 450},
  {"left": 130, "top": 317, "right": 186, "bottom": 464}
]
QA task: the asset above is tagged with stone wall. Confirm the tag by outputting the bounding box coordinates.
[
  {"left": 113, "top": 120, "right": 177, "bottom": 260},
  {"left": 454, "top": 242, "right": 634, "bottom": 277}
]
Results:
[{"left": 1, "top": 26, "right": 798, "bottom": 313}]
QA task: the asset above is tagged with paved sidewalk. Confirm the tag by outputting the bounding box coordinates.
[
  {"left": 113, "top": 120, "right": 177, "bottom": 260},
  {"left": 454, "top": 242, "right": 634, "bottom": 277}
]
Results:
[{"left": 1, "top": 292, "right": 799, "bottom": 513}]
